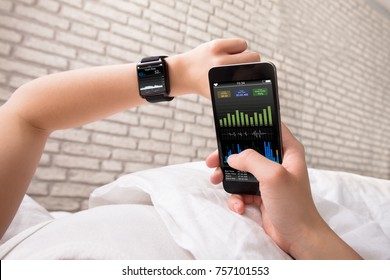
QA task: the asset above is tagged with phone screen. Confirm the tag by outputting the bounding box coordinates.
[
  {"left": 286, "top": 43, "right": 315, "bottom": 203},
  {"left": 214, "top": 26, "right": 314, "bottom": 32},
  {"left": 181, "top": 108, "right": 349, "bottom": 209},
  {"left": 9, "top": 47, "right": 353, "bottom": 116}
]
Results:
[{"left": 211, "top": 77, "right": 281, "bottom": 187}]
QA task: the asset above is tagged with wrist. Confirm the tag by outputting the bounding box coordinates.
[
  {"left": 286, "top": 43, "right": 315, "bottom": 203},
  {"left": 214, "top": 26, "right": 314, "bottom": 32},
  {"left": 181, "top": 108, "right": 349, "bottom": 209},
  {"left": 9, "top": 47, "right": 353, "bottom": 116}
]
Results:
[
  {"left": 289, "top": 218, "right": 362, "bottom": 260},
  {"left": 165, "top": 53, "right": 191, "bottom": 98},
  {"left": 289, "top": 218, "right": 330, "bottom": 259}
]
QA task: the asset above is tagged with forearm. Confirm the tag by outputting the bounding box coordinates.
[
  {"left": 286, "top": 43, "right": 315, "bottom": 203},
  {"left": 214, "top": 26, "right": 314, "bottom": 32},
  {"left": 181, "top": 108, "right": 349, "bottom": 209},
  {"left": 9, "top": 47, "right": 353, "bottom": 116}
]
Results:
[
  {"left": 5, "top": 54, "right": 191, "bottom": 132},
  {"left": 7, "top": 64, "right": 137, "bottom": 131}
]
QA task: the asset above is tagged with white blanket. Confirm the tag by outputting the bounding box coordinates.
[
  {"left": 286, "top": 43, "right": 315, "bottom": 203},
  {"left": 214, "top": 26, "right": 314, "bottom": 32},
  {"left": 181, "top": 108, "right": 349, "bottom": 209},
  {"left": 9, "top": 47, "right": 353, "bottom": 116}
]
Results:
[
  {"left": 90, "top": 162, "right": 390, "bottom": 259},
  {"left": 2, "top": 161, "right": 390, "bottom": 259}
]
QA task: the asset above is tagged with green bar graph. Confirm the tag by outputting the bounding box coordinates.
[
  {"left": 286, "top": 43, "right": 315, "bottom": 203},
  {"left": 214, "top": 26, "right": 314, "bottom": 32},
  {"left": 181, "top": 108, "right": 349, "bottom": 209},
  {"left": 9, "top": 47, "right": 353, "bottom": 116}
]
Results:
[
  {"left": 219, "top": 106, "right": 273, "bottom": 127},
  {"left": 227, "top": 113, "right": 231, "bottom": 127},
  {"left": 268, "top": 106, "right": 273, "bottom": 126}
]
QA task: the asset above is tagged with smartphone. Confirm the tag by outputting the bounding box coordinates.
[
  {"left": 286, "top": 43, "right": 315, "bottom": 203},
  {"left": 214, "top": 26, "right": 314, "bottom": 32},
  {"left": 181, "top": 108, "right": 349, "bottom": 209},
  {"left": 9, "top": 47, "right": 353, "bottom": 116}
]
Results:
[{"left": 209, "top": 62, "right": 283, "bottom": 195}]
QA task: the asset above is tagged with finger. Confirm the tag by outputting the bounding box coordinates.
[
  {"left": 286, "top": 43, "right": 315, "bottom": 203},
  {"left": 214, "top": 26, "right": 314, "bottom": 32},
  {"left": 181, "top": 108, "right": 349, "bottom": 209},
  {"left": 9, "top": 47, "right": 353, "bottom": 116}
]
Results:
[
  {"left": 212, "top": 38, "right": 248, "bottom": 54},
  {"left": 281, "top": 123, "right": 302, "bottom": 154},
  {"left": 223, "top": 51, "right": 261, "bottom": 65},
  {"left": 280, "top": 123, "right": 307, "bottom": 175},
  {"left": 227, "top": 194, "right": 245, "bottom": 214},
  {"left": 242, "top": 194, "right": 262, "bottom": 206},
  {"left": 227, "top": 149, "right": 283, "bottom": 183},
  {"left": 205, "top": 149, "right": 220, "bottom": 168},
  {"left": 227, "top": 194, "right": 262, "bottom": 214},
  {"left": 210, "top": 167, "right": 223, "bottom": 185}
]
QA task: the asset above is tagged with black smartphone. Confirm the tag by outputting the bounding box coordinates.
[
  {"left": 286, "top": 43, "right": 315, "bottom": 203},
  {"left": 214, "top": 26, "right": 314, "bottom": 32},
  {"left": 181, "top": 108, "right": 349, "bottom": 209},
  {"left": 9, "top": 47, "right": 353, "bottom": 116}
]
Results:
[{"left": 209, "top": 62, "right": 283, "bottom": 195}]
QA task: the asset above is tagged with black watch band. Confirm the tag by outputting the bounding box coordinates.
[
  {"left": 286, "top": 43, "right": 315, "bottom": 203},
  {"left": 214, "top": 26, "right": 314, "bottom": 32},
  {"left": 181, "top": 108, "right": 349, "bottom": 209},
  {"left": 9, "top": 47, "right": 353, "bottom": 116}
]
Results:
[
  {"left": 137, "top": 56, "right": 174, "bottom": 103},
  {"left": 142, "top": 94, "right": 174, "bottom": 103},
  {"left": 141, "top": 56, "right": 165, "bottom": 63}
]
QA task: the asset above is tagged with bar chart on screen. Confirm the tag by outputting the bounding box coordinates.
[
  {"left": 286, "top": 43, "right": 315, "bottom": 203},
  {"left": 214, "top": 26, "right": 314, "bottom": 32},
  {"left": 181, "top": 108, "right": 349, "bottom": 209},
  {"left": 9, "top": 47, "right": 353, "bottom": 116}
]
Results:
[
  {"left": 223, "top": 141, "right": 280, "bottom": 163},
  {"left": 218, "top": 106, "right": 273, "bottom": 128}
]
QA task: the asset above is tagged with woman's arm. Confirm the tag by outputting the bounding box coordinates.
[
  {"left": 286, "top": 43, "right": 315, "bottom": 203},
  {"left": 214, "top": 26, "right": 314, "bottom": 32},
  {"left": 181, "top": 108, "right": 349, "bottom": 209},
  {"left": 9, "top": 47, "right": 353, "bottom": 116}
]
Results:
[{"left": 0, "top": 38, "right": 260, "bottom": 238}]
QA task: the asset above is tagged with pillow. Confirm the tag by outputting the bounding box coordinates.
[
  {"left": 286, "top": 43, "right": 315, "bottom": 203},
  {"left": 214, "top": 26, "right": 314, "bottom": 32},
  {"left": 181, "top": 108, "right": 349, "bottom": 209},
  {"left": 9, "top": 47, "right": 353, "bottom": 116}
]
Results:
[{"left": 1, "top": 195, "right": 53, "bottom": 244}]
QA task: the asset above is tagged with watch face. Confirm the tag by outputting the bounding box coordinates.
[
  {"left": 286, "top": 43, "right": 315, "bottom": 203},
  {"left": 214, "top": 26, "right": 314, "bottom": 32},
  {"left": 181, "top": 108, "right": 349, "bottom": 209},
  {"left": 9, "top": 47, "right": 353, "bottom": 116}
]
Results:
[{"left": 137, "top": 61, "right": 168, "bottom": 96}]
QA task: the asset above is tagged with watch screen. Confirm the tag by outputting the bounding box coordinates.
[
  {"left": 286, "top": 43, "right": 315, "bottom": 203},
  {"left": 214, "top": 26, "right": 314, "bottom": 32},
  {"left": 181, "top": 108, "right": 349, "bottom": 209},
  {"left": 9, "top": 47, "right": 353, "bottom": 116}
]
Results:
[
  {"left": 212, "top": 79, "right": 281, "bottom": 183},
  {"left": 137, "top": 62, "right": 167, "bottom": 96}
]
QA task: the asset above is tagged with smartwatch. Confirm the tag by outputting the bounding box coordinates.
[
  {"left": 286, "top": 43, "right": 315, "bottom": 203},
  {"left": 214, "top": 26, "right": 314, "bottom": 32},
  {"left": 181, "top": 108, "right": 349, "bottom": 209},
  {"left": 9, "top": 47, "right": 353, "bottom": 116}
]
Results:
[{"left": 137, "top": 56, "right": 174, "bottom": 103}]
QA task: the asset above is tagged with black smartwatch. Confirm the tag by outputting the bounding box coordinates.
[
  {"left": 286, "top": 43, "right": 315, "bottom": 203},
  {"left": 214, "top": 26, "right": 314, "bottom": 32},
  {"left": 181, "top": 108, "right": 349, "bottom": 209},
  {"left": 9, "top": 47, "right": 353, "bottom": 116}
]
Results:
[{"left": 137, "top": 56, "right": 174, "bottom": 103}]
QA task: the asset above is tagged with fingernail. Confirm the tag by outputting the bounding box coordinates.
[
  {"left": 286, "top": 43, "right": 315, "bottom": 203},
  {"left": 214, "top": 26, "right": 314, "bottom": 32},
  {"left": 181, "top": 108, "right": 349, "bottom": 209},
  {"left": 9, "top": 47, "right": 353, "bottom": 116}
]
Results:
[{"left": 233, "top": 203, "right": 240, "bottom": 213}]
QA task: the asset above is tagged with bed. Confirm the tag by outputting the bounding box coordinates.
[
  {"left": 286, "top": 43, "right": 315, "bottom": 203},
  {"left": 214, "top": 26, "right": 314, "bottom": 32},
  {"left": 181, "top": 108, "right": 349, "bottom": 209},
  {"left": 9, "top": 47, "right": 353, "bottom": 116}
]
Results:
[{"left": 1, "top": 161, "right": 390, "bottom": 259}]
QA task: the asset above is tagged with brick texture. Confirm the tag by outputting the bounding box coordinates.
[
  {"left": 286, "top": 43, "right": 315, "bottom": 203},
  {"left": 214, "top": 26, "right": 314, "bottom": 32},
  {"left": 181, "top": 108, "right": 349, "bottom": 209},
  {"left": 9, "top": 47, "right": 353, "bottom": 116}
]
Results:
[{"left": 0, "top": 0, "right": 389, "bottom": 211}]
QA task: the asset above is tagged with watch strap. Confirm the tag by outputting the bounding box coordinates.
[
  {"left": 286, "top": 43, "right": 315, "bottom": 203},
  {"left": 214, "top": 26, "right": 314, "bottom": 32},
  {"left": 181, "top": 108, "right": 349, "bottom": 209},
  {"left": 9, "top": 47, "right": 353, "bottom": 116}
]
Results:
[
  {"left": 144, "top": 95, "right": 173, "bottom": 103},
  {"left": 141, "top": 56, "right": 167, "bottom": 63}
]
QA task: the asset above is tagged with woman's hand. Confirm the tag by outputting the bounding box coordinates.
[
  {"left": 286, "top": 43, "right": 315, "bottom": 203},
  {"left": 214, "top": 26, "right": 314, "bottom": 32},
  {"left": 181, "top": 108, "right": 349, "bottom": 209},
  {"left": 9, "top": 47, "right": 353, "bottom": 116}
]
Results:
[
  {"left": 206, "top": 123, "right": 362, "bottom": 259},
  {"left": 168, "top": 38, "right": 260, "bottom": 99}
]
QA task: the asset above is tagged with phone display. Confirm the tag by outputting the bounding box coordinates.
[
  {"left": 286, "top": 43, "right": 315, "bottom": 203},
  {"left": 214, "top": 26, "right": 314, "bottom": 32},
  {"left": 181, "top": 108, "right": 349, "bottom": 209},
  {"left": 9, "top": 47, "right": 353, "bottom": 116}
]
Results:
[{"left": 209, "top": 62, "right": 282, "bottom": 195}]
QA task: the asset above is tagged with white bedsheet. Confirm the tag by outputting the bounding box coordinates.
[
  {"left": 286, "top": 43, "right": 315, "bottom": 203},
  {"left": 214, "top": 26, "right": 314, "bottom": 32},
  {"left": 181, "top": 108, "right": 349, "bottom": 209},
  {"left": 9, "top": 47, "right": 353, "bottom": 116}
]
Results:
[
  {"left": 90, "top": 162, "right": 390, "bottom": 259},
  {"left": 1, "top": 161, "right": 390, "bottom": 259}
]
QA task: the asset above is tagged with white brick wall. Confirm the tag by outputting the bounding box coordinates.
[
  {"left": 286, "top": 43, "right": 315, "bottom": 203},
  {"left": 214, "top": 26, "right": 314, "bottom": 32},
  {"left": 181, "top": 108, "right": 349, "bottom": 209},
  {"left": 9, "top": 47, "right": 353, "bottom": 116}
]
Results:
[{"left": 0, "top": 0, "right": 389, "bottom": 211}]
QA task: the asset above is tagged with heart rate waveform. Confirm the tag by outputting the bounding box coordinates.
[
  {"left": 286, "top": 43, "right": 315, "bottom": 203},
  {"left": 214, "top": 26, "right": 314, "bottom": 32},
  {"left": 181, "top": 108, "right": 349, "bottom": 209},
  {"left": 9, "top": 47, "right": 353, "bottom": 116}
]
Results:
[
  {"left": 218, "top": 106, "right": 273, "bottom": 128},
  {"left": 221, "top": 127, "right": 274, "bottom": 141},
  {"left": 223, "top": 141, "right": 280, "bottom": 163},
  {"left": 140, "top": 84, "right": 163, "bottom": 91}
]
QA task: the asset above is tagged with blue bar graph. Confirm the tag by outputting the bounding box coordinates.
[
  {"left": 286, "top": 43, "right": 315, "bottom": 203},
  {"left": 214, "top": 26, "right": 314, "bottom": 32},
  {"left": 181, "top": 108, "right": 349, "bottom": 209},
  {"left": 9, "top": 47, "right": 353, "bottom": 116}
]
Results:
[
  {"left": 264, "top": 141, "right": 280, "bottom": 163},
  {"left": 223, "top": 142, "right": 280, "bottom": 164}
]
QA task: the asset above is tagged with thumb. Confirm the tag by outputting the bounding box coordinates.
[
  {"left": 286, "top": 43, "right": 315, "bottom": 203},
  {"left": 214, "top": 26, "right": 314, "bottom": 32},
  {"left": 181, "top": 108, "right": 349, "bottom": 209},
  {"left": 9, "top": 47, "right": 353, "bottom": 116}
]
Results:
[{"left": 227, "top": 149, "right": 283, "bottom": 183}]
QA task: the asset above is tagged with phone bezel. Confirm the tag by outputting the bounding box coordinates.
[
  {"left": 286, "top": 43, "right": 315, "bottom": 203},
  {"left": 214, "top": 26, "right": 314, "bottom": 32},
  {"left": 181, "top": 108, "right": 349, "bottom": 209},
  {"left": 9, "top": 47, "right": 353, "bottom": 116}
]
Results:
[{"left": 208, "top": 62, "right": 283, "bottom": 195}]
